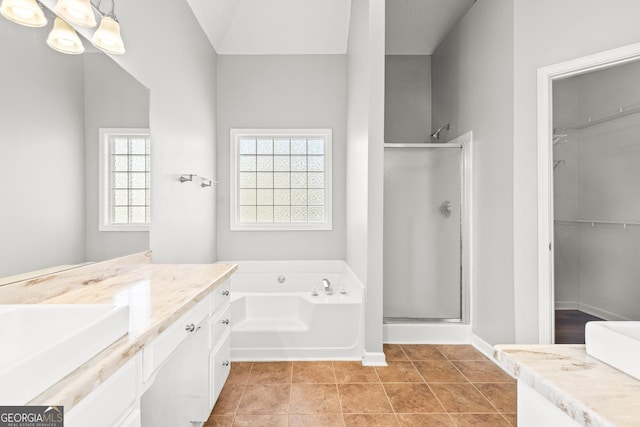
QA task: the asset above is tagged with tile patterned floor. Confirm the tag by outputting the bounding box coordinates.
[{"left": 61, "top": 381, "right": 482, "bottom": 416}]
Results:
[{"left": 204, "top": 345, "right": 517, "bottom": 427}]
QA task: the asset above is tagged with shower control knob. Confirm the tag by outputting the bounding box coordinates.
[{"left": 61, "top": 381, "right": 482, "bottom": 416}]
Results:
[
  {"left": 277, "top": 274, "right": 286, "bottom": 283},
  {"left": 222, "top": 290, "right": 230, "bottom": 296},
  {"left": 185, "top": 323, "right": 195, "bottom": 332},
  {"left": 222, "top": 319, "right": 230, "bottom": 325}
]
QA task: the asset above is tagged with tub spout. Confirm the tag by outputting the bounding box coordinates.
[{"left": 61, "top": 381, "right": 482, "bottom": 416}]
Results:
[{"left": 322, "top": 278, "right": 333, "bottom": 295}]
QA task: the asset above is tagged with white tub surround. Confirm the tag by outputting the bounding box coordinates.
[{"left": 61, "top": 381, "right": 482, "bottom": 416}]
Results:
[
  {"left": 0, "top": 252, "right": 237, "bottom": 426},
  {"left": 494, "top": 344, "right": 640, "bottom": 427},
  {"left": 228, "top": 260, "right": 365, "bottom": 361}
]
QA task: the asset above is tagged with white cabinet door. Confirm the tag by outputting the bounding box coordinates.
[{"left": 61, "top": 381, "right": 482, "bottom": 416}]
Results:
[
  {"left": 66, "top": 356, "right": 139, "bottom": 427},
  {"left": 210, "top": 330, "right": 231, "bottom": 407},
  {"left": 141, "top": 319, "right": 211, "bottom": 426}
]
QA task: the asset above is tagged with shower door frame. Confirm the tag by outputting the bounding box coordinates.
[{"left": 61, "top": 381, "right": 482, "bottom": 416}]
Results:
[
  {"left": 383, "top": 131, "right": 473, "bottom": 325},
  {"left": 537, "top": 42, "right": 640, "bottom": 344}
]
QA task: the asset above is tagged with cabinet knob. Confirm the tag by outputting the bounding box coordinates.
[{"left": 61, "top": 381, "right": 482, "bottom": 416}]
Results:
[
  {"left": 222, "top": 361, "right": 230, "bottom": 367},
  {"left": 222, "top": 319, "right": 230, "bottom": 325},
  {"left": 222, "top": 290, "right": 230, "bottom": 297},
  {"left": 185, "top": 323, "right": 195, "bottom": 332}
]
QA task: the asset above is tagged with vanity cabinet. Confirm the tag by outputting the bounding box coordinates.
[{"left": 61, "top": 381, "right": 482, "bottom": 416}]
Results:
[
  {"left": 140, "top": 279, "right": 231, "bottom": 426},
  {"left": 65, "top": 279, "right": 232, "bottom": 427},
  {"left": 65, "top": 355, "right": 142, "bottom": 427}
]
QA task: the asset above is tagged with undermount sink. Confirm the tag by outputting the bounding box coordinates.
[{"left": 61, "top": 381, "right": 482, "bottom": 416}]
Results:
[
  {"left": 585, "top": 321, "right": 640, "bottom": 381},
  {"left": 0, "top": 304, "right": 129, "bottom": 404}
]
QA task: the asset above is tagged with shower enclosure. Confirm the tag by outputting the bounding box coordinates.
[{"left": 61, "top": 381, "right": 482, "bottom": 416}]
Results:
[{"left": 383, "top": 139, "right": 469, "bottom": 324}]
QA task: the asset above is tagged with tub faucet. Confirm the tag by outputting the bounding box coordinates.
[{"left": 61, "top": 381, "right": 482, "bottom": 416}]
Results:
[{"left": 322, "top": 278, "right": 333, "bottom": 295}]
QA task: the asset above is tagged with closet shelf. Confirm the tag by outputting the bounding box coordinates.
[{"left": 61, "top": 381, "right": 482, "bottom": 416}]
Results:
[
  {"left": 555, "top": 219, "right": 640, "bottom": 228},
  {"left": 554, "top": 100, "right": 640, "bottom": 132}
]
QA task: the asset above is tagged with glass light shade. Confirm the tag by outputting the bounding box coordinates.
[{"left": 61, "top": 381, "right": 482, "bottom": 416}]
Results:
[
  {"left": 46, "top": 16, "right": 84, "bottom": 54},
  {"left": 90, "top": 16, "right": 125, "bottom": 54},
  {"left": 54, "top": 0, "right": 95, "bottom": 27},
  {"left": 0, "top": 0, "right": 47, "bottom": 27}
]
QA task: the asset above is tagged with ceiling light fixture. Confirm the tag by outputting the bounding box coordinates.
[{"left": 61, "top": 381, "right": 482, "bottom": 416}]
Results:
[
  {"left": 0, "top": 0, "right": 47, "bottom": 27},
  {"left": 46, "top": 16, "right": 84, "bottom": 54},
  {"left": 0, "top": 0, "right": 125, "bottom": 55},
  {"left": 90, "top": 2, "right": 123, "bottom": 54},
  {"left": 54, "top": 0, "right": 95, "bottom": 27}
]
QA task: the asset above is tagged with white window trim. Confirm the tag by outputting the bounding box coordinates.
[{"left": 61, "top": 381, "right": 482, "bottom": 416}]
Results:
[
  {"left": 230, "top": 128, "right": 333, "bottom": 231},
  {"left": 99, "top": 128, "right": 151, "bottom": 232}
]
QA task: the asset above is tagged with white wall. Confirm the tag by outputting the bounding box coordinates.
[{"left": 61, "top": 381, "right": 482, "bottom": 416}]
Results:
[
  {"left": 384, "top": 55, "right": 432, "bottom": 143},
  {"left": 553, "top": 61, "right": 640, "bottom": 321},
  {"left": 431, "top": 0, "right": 515, "bottom": 345},
  {"left": 84, "top": 53, "right": 150, "bottom": 262},
  {"left": 0, "top": 20, "right": 85, "bottom": 277},
  {"left": 513, "top": 0, "right": 640, "bottom": 342},
  {"left": 108, "top": 0, "right": 218, "bottom": 263},
  {"left": 346, "top": 0, "right": 386, "bottom": 356},
  {"left": 215, "top": 55, "right": 347, "bottom": 261}
]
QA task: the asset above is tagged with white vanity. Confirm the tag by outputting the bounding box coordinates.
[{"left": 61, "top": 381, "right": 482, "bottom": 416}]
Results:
[
  {"left": 0, "top": 252, "right": 237, "bottom": 427},
  {"left": 495, "top": 344, "right": 640, "bottom": 427}
]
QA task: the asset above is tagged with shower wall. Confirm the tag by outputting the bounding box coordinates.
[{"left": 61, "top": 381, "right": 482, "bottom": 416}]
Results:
[
  {"left": 384, "top": 147, "right": 462, "bottom": 320},
  {"left": 553, "top": 60, "right": 640, "bottom": 321},
  {"left": 384, "top": 55, "right": 432, "bottom": 142},
  {"left": 383, "top": 53, "right": 464, "bottom": 321}
]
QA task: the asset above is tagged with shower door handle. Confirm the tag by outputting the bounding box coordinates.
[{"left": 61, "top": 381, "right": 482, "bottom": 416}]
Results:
[{"left": 439, "top": 200, "right": 452, "bottom": 218}]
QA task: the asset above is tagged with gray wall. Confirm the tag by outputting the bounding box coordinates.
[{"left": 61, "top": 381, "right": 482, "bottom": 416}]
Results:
[
  {"left": 432, "top": 0, "right": 515, "bottom": 345},
  {"left": 553, "top": 61, "right": 640, "bottom": 321},
  {"left": 216, "top": 55, "right": 347, "bottom": 261},
  {"left": 112, "top": 0, "right": 219, "bottom": 263},
  {"left": 384, "top": 55, "right": 432, "bottom": 143},
  {"left": 513, "top": 0, "right": 640, "bottom": 342},
  {"left": 0, "top": 20, "right": 85, "bottom": 277},
  {"left": 84, "top": 53, "right": 150, "bottom": 262}
]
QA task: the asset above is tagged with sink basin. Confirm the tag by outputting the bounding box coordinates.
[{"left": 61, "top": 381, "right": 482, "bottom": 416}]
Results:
[
  {"left": 0, "top": 304, "right": 129, "bottom": 404},
  {"left": 585, "top": 321, "right": 640, "bottom": 381}
]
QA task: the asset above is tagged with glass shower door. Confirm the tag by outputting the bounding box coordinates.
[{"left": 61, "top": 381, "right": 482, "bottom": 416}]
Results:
[{"left": 383, "top": 146, "right": 462, "bottom": 321}]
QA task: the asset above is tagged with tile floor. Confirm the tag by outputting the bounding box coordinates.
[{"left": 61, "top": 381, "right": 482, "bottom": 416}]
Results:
[{"left": 204, "top": 344, "right": 517, "bottom": 427}]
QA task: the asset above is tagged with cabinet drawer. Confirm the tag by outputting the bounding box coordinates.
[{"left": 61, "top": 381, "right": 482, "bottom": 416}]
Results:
[
  {"left": 210, "top": 304, "right": 230, "bottom": 348},
  {"left": 66, "top": 356, "right": 139, "bottom": 427},
  {"left": 209, "top": 330, "right": 231, "bottom": 407},
  {"left": 211, "top": 280, "right": 231, "bottom": 314},
  {"left": 143, "top": 295, "right": 210, "bottom": 382}
]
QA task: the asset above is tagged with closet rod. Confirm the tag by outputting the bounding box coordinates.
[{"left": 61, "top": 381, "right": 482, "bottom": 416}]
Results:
[
  {"left": 555, "top": 219, "right": 640, "bottom": 228},
  {"left": 554, "top": 100, "right": 640, "bottom": 133},
  {"left": 384, "top": 142, "right": 462, "bottom": 149}
]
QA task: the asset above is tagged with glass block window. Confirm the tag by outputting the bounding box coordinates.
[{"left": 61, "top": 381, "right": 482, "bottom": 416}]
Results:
[
  {"left": 230, "top": 129, "right": 332, "bottom": 231},
  {"left": 99, "top": 128, "right": 151, "bottom": 231}
]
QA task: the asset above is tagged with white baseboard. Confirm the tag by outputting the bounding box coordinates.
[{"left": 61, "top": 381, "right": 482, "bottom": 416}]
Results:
[
  {"left": 578, "top": 302, "right": 631, "bottom": 321},
  {"left": 554, "top": 300, "right": 630, "bottom": 321},
  {"left": 383, "top": 323, "right": 471, "bottom": 344},
  {"left": 470, "top": 333, "right": 494, "bottom": 359},
  {"left": 471, "top": 333, "right": 516, "bottom": 379},
  {"left": 555, "top": 301, "right": 578, "bottom": 310},
  {"left": 362, "top": 351, "right": 387, "bottom": 366}
]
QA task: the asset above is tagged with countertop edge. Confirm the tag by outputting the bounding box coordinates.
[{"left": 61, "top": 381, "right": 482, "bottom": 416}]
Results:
[
  {"left": 494, "top": 345, "right": 615, "bottom": 427},
  {"left": 27, "top": 262, "right": 237, "bottom": 411}
]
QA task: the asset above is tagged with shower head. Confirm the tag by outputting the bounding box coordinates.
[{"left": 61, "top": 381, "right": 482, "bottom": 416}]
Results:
[{"left": 430, "top": 123, "right": 450, "bottom": 141}]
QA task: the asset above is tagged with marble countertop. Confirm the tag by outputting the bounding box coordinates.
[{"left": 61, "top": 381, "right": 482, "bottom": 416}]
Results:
[
  {"left": 0, "top": 252, "right": 237, "bottom": 411},
  {"left": 494, "top": 344, "right": 640, "bottom": 427}
]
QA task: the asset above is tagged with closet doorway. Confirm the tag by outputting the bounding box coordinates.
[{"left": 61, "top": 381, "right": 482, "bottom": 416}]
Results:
[{"left": 538, "top": 43, "right": 640, "bottom": 344}]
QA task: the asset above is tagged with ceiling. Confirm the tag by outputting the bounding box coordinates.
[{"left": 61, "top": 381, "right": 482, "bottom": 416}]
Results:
[
  {"left": 185, "top": 0, "right": 351, "bottom": 55},
  {"left": 186, "top": 0, "right": 475, "bottom": 55},
  {"left": 386, "top": 0, "right": 476, "bottom": 55}
]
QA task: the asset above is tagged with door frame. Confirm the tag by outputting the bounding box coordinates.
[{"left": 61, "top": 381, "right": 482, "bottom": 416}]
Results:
[{"left": 537, "top": 42, "right": 640, "bottom": 344}]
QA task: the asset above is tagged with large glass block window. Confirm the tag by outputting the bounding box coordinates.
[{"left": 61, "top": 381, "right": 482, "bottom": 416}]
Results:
[
  {"left": 230, "top": 129, "right": 332, "bottom": 231},
  {"left": 99, "top": 128, "right": 151, "bottom": 231}
]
